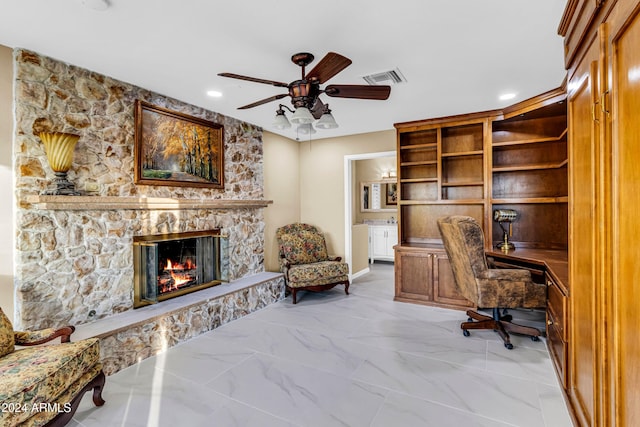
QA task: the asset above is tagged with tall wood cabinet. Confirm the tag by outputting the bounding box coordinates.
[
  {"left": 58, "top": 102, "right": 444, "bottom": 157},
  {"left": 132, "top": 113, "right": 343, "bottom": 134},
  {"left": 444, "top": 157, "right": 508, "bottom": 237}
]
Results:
[
  {"left": 559, "top": 0, "right": 640, "bottom": 425},
  {"left": 394, "top": 91, "right": 568, "bottom": 309},
  {"left": 559, "top": 0, "right": 640, "bottom": 426}
]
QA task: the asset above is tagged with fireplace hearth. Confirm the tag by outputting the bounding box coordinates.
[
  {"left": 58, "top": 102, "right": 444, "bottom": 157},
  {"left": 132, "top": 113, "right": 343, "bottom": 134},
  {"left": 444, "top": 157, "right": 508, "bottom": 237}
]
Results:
[{"left": 133, "top": 230, "right": 228, "bottom": 308}]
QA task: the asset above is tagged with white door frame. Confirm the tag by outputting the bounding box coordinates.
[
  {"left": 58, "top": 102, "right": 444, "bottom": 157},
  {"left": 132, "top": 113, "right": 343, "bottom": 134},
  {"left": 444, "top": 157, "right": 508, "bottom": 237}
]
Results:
[{"left": 343, "top": 150, "right": 396, "bottom": 279}]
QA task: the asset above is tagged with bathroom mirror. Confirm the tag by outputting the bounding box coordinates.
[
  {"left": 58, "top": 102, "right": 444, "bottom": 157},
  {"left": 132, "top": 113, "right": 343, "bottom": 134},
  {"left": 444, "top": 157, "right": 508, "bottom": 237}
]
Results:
[{"left": 361, "top": 180, "right": 397, "bottom": 212}]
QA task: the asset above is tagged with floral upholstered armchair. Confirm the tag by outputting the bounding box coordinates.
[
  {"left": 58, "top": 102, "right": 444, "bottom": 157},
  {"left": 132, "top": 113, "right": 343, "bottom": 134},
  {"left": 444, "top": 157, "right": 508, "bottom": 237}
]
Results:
[
  {"left": 276, "top": 223, "right": 350, "bottom": 304},
  {"left": 0, "top": 307, "right": 105, "bottom": 427}
]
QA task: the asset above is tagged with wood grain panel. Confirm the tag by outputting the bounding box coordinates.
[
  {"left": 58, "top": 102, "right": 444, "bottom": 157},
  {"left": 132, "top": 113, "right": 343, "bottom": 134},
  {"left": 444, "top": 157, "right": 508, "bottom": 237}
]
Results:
[
  {"left": 612, "top": 8, "right": 640, "bottom": 425},
  {"left": 567, "top": 35, "right": 599, "bottom": 427}
]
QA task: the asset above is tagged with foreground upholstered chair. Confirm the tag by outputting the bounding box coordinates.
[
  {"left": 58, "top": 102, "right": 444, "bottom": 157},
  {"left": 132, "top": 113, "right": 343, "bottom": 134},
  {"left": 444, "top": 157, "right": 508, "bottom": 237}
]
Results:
[
  {"left": 437, "top": 216, "right": 547, "bottom": 349},
  {"left": 0, "top": 307, "right": 105, "bottom": 427},
  {"left": 276, "top": 223, "right": 350, "bottom": 304}
]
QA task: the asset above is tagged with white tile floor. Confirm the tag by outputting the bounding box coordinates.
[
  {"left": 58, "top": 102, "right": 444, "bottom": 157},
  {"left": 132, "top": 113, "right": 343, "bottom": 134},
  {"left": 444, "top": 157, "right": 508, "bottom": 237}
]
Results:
[{"left": 71, "top": 263, "right": 573, "bottom": 427}]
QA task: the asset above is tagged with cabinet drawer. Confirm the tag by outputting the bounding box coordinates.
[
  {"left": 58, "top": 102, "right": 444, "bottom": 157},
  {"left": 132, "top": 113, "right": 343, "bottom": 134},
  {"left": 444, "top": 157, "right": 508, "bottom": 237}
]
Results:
[
  {"left": 547, "top": 276, "right": 567, "bottom": 340},
  {"left": 547, "top": 321, "right": 567, "bottom": 388}
]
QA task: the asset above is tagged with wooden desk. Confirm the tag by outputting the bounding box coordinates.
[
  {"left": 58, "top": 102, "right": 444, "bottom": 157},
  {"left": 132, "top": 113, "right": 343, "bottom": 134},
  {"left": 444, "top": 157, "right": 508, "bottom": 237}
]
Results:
[
  {"left": 486, "top": 248, "right": 568, "bottom": 291},
  {"left": 486, "top": 247, "right": 568, "bottom": 388}
]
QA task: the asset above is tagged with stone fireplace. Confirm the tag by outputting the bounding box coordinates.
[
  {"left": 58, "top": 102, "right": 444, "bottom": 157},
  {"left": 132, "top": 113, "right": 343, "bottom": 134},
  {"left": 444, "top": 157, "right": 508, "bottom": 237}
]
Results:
[
  {"left": 133, "top": 229, "right": 228, "bottom": 308},
  {"left": 12, "top": 49, "right": 285, "bottom": 373}
]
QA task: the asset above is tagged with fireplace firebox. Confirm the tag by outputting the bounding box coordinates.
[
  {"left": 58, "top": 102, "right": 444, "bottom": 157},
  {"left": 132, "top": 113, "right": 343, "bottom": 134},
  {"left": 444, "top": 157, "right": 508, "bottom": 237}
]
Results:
[{"left": 133, "top": 230, "right": 228, "bottom": 308}]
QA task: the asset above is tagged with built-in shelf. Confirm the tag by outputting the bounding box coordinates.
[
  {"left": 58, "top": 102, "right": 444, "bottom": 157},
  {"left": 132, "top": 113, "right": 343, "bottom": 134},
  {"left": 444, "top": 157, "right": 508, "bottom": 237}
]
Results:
[
  {"left": 401, "top": 160, "right": 438, "bottom": 167},
  {"left": 400, "top": 143, "right": 437, "bottom": 150},
  {"left": 492, "top": 196, "right": 569, "bottom": 204},
  {"left": 441, "top": 181, "right": 484, "bottom": 187},
  {"left": 24, "top": 195, "right": 273, "bottom": 210},
  {"left": 493, "top": 159, "right": 568, "bottom": 172},
  {"left": 441, "top": 150, "right": 483, "bottom": 157},
  {"left": 399, "top": 199, "right": 485, "bottom": 205},
  {"left": 400, "top": 178, "right": 438, "bottom": 183},
  {"left": 492, "top": 129, "right": 568, "bottom": 147}
]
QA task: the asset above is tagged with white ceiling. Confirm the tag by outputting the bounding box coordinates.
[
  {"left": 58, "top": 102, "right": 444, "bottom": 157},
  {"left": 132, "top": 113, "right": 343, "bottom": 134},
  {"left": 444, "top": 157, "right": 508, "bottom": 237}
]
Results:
[{"left": 0, "top": 0, "right": 568, "bottom": 141}]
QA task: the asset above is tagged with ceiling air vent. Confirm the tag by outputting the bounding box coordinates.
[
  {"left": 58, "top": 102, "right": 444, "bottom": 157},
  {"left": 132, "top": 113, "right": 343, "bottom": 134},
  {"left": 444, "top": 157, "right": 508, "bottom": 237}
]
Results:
[{"left": 362, "top": 68, "right": 407, "bottom": 85}]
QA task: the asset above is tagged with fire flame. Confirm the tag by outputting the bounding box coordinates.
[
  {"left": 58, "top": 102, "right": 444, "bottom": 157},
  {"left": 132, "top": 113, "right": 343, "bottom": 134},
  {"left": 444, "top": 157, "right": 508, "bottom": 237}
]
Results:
[{"left": 159, "top": 258, "right": 196, "bottom": 293}]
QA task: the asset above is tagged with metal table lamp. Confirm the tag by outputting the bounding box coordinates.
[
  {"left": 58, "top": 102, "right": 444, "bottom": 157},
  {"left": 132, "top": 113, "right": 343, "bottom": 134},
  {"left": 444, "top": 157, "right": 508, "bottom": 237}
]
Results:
[{"left": 493, "top": 209, "right": 517, "bottom": 250}]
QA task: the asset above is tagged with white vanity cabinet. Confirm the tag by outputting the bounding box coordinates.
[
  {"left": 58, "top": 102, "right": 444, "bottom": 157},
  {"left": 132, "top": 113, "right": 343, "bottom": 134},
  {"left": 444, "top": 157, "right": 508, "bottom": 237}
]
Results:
[{"left": 368, "top": 225, "right": 398, "bottom": 263}]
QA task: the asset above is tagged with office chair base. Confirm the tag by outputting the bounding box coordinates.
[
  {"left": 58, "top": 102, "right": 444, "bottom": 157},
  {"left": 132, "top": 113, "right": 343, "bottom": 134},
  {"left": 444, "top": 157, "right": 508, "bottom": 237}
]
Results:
[{"left": 461, "top": 309, "right": 542, "bottom": 349}]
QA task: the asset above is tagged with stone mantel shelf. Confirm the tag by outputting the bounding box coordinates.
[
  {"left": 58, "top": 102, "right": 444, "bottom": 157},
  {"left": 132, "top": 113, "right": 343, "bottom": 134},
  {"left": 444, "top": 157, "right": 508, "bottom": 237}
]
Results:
[{"left": 24, "top": 195, "right": 273, "bottom": 210}]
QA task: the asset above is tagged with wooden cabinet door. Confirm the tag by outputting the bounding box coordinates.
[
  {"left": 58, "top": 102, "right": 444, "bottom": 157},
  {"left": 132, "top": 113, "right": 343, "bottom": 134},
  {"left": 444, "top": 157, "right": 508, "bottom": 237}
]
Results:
[
  {"left": 567, "top": 25, "right": 602, "bottom": 427},
  {"left": 608, "top": 4, "right": 640, "bottom": 424},
  {"left": 394, "top": 249, "right": 433, "bottom": 302},
  {"left": 432, "top": 252, "right": 474, "bottom": 308}
]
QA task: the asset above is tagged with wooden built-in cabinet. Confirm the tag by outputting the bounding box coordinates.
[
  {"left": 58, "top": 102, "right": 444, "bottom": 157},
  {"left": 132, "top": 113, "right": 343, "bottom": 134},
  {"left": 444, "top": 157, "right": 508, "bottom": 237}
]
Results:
[
  {"left": 394, "top": 244, "right": 473, "bottom": 310},
  {"left": 559, "top": 0, "right": 640, "bottom": 425},
  {"left": 394, "top": 90, "right": 568, "bottom": 311},
  {"left": 546, "top": 271, "right": 568, "bottom": 389},
  {"left": 395, "top": 115, "right": 491, "bottom": 310},
  {"left": 491, "top": 103, "right": 568, "bottom": 250}
]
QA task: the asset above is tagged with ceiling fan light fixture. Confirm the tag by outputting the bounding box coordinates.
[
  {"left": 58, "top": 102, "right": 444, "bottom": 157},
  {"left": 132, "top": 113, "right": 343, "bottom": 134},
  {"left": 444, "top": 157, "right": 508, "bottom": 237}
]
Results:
[
  {"left": 315, "top": 106, "right": 338, "bottom": 129},
  {"left": 272, "top": 108, "right": 291, "bottom": 129},
  {"left": 297, "top": 123, "right": 316, "bottom": 135},
  {"left": 290, "top": 106, "right": 314, "bottom": 124}
]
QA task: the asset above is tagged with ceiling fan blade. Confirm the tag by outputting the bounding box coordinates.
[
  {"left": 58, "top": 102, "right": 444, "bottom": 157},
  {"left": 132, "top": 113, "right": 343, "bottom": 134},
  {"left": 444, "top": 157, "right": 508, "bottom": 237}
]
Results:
[
  {"left": 325, "top": 84, "right": 391, "bottom": 100},
  {"left": 218, "top": 72, "right": 289, "bottom": 88},
  {"left": 238, "top": 93, "right": 289, "bottom": 110},
  {"left": 305, "top": 52, "right": 352, "bottom": 84}
]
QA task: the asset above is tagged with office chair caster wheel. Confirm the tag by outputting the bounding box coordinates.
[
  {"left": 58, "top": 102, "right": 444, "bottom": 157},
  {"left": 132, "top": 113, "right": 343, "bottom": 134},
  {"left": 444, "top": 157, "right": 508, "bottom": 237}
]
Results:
[
  {"left": 531, "top": 336, "right": 540, "bottom": 342},
  {"left": 463, "top": 329, "right": 470, "bottom": 337},
  {"left": 504, "top": 342, "right": 514, "bottom": 350}
]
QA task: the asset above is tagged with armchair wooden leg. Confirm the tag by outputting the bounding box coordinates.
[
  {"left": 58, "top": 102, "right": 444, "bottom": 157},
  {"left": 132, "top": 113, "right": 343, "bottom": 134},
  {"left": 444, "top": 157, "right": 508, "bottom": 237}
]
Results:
[
  {"left": 44, "top": 370, "right": 106, "bottom": 427},
  {"left": 291, "top": 288, "right": 297, "bottom": 304},
  {"left": 92, "top": 370, "right": 106, "bottom": 406}
]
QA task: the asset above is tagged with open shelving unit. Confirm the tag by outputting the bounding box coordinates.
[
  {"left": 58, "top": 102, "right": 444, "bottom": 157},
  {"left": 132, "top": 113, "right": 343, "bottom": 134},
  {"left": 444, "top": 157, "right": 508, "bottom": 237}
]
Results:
[
  {"left": 393, "top": 87, "right": 567, "bottom": 309},
  {"left": 490, "top": 96, "right": 568, "bottom": 249},
  {"left": 397, "top": 119, "right": 491, "bottom": 245}
]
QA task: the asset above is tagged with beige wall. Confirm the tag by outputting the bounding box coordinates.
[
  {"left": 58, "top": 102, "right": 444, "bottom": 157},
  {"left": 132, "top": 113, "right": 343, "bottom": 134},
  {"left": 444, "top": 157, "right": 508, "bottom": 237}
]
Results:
[
  {"left": 0, "top": 45, "right": 13, "bottom": 320},
  {"left": 351, "top": 224, "right": 369, "bottom": 274},
  {"left": 298, "top": 130, "right": 396, "bottom": 259},
  {"left": 263, "top": 131, "right": 301, "bottom": 272}
]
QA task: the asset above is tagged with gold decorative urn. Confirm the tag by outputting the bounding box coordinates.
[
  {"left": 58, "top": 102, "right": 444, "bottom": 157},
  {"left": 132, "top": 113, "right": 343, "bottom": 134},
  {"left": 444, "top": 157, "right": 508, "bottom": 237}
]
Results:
[{"left": 38, "top": 131, "right": 81, "bottom": 195}]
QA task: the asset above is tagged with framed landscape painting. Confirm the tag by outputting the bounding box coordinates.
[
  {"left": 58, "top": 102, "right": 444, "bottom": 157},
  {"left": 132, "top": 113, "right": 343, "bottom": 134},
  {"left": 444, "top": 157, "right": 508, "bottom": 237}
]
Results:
[{"left": 134, "top": 100, "right": 224, "bottom": 188}]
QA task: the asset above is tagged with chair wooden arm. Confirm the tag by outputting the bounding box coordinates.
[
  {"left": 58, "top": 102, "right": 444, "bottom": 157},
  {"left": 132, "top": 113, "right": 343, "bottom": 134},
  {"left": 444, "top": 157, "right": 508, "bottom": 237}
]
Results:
[{"left": 14, "top": 325, "right": 76, "bottom": 345}]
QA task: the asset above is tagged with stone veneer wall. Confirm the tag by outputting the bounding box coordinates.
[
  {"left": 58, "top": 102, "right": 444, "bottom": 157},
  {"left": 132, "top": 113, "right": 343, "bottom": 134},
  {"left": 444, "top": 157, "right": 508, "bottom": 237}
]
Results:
[{"left": 13, "top": 49, "right": 271, "bottom": 330}]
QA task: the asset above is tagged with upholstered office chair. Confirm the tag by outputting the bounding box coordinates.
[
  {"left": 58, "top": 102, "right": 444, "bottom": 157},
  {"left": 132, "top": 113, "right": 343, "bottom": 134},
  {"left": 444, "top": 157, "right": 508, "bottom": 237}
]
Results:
[
  {"left": 276, "top": 223, "right": 350, "bottom": 304},
  {"left": 437, "top": 216, "right": 547, "bottom": 349}
]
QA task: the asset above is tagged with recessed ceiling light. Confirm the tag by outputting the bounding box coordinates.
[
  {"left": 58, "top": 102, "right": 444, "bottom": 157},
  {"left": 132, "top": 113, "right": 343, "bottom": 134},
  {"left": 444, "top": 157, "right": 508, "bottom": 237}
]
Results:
[
  {"left": 207, "top": 90, "right": 223, "bottom": 98},
  {"left": 499, "top": 93, "right": 517, "bottom": 101}
]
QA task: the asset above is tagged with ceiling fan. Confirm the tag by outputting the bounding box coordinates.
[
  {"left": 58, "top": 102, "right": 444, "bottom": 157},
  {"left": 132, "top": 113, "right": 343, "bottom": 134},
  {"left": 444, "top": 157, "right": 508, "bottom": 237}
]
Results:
[{"left": 218, "top": 52, "right": 391, "bottom": 131}]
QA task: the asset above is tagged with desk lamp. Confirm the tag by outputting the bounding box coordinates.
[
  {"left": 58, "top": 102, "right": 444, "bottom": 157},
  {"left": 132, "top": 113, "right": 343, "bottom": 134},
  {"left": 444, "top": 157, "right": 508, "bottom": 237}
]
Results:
[{"left": 493, "top": 209, "right": 517, "bottom": 250}]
